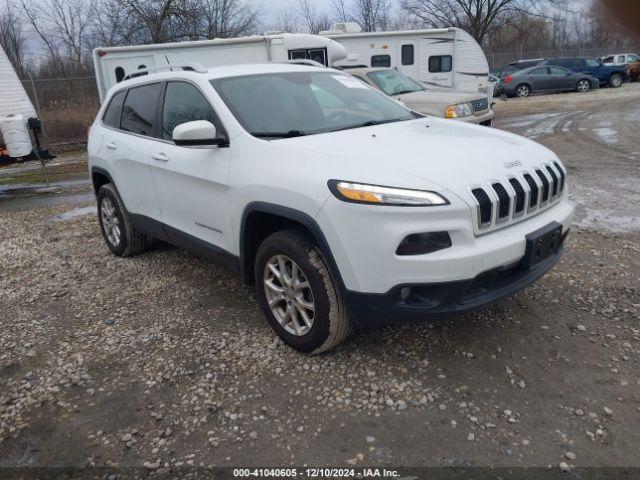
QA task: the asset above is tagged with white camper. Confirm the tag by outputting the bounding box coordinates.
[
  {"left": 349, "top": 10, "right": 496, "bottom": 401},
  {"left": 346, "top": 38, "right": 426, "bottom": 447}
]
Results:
[
  {"left": 321, "top": 24, "right": 490, "bottom": 95},
  {"left": 0, "top": 45, "right": 37, "bottom": 160},
  {"left": 93, "top": 33, "right": 348, "bottom": 102}
]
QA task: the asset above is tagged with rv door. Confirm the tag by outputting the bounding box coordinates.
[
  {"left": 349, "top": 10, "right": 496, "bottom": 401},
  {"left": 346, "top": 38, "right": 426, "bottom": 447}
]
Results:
[
  {"left": 421, "top": 38, "right": 454, "bottom": 88},
  {"left": 398, "top": 41, "right": 418, "bottom": 79}
]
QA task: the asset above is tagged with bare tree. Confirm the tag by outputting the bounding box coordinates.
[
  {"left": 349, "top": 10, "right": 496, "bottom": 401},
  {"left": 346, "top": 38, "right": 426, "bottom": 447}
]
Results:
[
  {"left": 0, "top": 1, "right": 28, "bottom": 77},
  {"left": 192, "top": 0, "right": 261, "bottom": 39},
  {"left": 399, "top": 0, "right": 528, "bottom": 45},
  {"left": 296, "top": 0, "right": 332, "bottom": 34},
  {"left": 18, "top": 0, "right": 96, "bottom": 75},
  {"left": 331, "top": 0, "right": 351, "bottom": 23},
  {"left": 350, "top": 0, "right": 390, "bottom": 32},
  {"left": 271, "top": 10, "right": 301, "bottom": 33}
]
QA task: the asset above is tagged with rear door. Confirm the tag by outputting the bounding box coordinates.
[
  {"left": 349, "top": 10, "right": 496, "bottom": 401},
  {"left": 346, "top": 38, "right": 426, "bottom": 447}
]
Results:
[
  {"left": 101, "top": 84, "right": 163, "bottom": 221},
  {"left": 528, "top": 67, "right": 551, "bottom": 91},
  {"left": 147, "top": 81, "right": 231, "bottom": 250}
]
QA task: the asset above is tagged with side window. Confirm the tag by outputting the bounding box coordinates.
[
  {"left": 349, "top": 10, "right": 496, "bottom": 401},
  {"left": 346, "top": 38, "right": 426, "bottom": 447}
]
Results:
[
  {"left": 585, "top": 59, "right": 600, "bottom": 68},
  {"left": 371, "top": 55, "right": 391, "bottom": 68},
  {"left": 120, "top": 83, "right": 162, "bottom": 137},
  {"left": 428, "top": 55, "right": 452, "bottom": 73},
  {"left": 162, "top": 82, "right": 221, "bottom": 141},
  {"left": 628, "top": 55, "right": 639, "bottom": 63},
  {"left": 549, "top": 67, "right": 567, "bottom": 75},
  {"left": 401, "top": 45, "right": 414, "bottom": 65},
  {"left": 603, "top": 56, "right": 614, "bottom": 63},
  {"left": 102, "top": 90, "right": 126, "bottom": 128},
  {"left": 617, "top": 55, "right": 625, "bottom": 63},
  {"left": 531, "top": 67, "right": 549, "bottom": 75}
]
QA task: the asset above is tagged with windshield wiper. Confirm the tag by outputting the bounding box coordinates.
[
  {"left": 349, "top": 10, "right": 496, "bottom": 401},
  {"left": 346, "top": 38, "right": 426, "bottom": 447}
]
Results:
[
  {"left": 393, "top": 89, "right": 422, "bottom": 95},
  {"left": 328, "top": 118, "right": 408, "bottom": 133},
  {"left": 253, "top": 130, "right": 307, "bottom": 139}
]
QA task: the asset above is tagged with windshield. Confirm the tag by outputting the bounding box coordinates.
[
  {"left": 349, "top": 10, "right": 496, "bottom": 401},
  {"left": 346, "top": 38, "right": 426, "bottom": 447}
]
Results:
[
  {"left": 211, "top": 71, "right": 417, "bottom": 138},
  {"left": 366, "top": 69, "right": 425, "bottom": 96}
]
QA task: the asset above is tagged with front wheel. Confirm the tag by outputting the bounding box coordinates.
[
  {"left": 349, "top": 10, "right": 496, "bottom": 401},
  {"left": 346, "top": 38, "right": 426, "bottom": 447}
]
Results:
[
  {"left": 254, "top": 229, "right": 351, "bottom": 354},
  {"left": 609, "top": 73, "right": 623, "bottom": 88},
  {"left": 576, "top": 79, "right": 591, "bottom": 92},
  {"left": 515, "top": 84, "right": 531, "bottom": 98},
  {"left": 97, "top": 183, "right": 147, "bottom": 257}
]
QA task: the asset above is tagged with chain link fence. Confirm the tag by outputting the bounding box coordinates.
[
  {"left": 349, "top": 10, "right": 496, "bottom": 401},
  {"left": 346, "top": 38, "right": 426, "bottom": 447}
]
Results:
[
  {"left": 18, "top": 46, "right": 639, "bottom": 147},
  {"left": 20, "top": 76, "right": 100, "bottom": 147}
]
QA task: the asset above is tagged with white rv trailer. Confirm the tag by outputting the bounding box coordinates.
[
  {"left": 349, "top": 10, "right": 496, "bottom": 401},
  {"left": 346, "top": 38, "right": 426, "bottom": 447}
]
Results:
[
  {"left": 93, "top": 33, "right": 348, "bottom": 102},
  {"left": 0, "top": 45, "right": 38, "bottom": 160},
  {"left": 321, "top": 24, "right": 490, "bottom": 95}
]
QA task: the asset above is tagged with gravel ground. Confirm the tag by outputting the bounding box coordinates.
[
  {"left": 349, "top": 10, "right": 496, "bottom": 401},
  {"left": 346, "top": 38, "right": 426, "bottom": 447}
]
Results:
[{"left": 0, "top": 84, "right": 639, "bottom": 472}]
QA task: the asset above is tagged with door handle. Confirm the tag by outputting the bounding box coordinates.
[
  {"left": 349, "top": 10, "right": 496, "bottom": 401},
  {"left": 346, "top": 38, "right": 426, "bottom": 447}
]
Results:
[
  {"left": 152, "top": 153, "right": 169, "bottom": 162},
  {"left": 105, "top": 142, "right": 117, "bottom": 150}
]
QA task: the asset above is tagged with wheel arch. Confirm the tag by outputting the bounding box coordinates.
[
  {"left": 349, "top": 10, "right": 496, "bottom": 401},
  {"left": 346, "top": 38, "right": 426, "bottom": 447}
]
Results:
[
  {"left": 239, "top": 202, "right": 345, "bottom": 292},
  {"left": 91, "top": 166, "right": 115, "bottom": 195}
]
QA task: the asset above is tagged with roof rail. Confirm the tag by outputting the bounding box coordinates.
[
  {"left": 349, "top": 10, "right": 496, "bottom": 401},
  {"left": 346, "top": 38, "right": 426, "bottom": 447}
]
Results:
[
  {"left": 281, "top": 59, "right": 326, "bottom": 68},
  {"left": 122, "top": 62, "right": 208, "bottom": 81}
]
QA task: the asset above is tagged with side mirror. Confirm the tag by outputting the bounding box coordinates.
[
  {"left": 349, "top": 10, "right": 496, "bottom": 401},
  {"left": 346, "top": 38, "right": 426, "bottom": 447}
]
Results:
[{"left": 172, "top": 120, "right": 226, "bottom": 148}]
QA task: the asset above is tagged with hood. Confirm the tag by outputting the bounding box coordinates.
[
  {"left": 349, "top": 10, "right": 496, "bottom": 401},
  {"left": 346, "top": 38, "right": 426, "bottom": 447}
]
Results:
[
  {"left": 273, "top": 118, "right": 558, "bottom": 198},
  {"left": 393, "top": 89, "right": 485, "bottom": 108}
]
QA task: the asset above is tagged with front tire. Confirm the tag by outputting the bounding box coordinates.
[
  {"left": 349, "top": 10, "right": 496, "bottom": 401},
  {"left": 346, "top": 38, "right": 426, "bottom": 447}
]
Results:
[
  {"left": 515, "top": 84, "right": 531, "bottom": 98},
  {"left": 576, "top": 79, "right": 591, "bottom": 92},
  {"left": 254, "top": 229, "right": 351, "bottom": 354},
  {"left": 97, "top": 183, "right": 147, "bottom": 257},
  {"left": 609, "top": 73, "right": 623, "bottom": 88}
]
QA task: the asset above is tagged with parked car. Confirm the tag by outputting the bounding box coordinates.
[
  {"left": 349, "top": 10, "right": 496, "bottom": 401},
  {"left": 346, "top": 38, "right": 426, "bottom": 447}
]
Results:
[
  {"left": 88, "top": 62, "right": 574, "bottom": 353},
  {"left": 540, "top": 57, "right": 628, "bottom": 88},
  {"left": 603, "top": 53, "right": 640, "bottom": 81},
  {"left": 502, "top": 65, "right": 600, "bottom": 97},
  {"left": 344, "top": 67, "right": 494, "bottom": 125}
]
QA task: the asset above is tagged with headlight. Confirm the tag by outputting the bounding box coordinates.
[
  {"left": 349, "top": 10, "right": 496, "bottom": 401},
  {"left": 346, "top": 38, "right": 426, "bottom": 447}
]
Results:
[
  {"left": 329, "top": 180, "right": 449, "bottom": 206},
  {"left": 445, "top": 102, "right": 473, "bottom": 118}
]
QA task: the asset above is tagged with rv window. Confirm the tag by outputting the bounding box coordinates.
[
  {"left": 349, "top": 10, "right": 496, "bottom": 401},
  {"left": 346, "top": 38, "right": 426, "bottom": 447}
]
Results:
[
  {"left": 401, "top": 45, "right": 414, "bottom": 65},
  {"left": 115, "top": 67, "right": 125, "bottom": 83},
  {"left": 371, "top": 55, "right": 391, "bottom": 68},
  {"left": 120, "top": 83, "right": 163, "bottom": 137},
  {"left": 289, "top": 50, "right": 307, "bottom": 60},
  {"left": 162, "top": 82, "right": 221, "bottom": 141},
  {"left": 103, "top": 90, "right": 126, "bottom": 128},
  {"left": 428, "top": 55, "right": 452, "bottom": 73}
]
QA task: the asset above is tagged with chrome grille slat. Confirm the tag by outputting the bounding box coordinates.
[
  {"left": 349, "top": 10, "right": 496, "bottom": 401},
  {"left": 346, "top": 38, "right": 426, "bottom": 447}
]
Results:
[
  {"left": 469, "top": 162, "right": 566, "bottom": 232},
  {"left": 471, "top": 98, "right": 489, "bottom": 112}
]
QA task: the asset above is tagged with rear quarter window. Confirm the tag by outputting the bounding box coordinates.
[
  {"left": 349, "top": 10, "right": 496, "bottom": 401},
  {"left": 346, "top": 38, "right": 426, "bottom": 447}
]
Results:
[{"left": 102, "top": 90, "right": 126, "bottom": 129}]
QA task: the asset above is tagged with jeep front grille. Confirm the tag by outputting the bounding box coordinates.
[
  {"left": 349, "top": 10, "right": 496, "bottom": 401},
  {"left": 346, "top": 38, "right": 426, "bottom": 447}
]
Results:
[
  {"left": 469, "top": 162, "right": 566, "bottom": 232},
  {"left": 471, "top": 98, "right": 489, "bottom": 112}
]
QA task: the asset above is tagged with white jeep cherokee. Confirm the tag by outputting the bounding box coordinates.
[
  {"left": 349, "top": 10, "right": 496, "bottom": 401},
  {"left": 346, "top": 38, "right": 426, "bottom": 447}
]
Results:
[{"left": 88, "top": 63, "right": 574, "bottom": 354}]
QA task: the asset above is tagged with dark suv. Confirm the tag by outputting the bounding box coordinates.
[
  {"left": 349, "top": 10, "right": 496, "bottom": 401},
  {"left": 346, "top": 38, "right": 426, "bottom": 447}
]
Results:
[{"left": 540, "top": 58, "right": 628, "bottom": 88}]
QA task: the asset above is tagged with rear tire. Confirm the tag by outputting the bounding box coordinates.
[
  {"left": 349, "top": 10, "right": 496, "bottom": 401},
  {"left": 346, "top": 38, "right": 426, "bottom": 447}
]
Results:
[
  {"left": 97, "top": 183, "right": 147, "bottom": 257},
  {"left": 254, "top": 228, "right": 351, "bottom": 354},
  {"left": 609, "top": 73, "right": 623, "bottom": 88},
  {"left": 576, "top": 79, "right": 591, "bottom": 92},
  {"left": 515, "top": 84, "right": 531, "bottom": 98}
]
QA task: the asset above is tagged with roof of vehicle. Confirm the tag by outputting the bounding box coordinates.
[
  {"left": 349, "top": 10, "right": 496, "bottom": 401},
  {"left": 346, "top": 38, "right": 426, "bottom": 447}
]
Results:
[
  {"left": 107, "top": 62, "right": 336, "bottom": 94},
  {"left": 340, "top": 67, "right": 395, "bottom": 75}
]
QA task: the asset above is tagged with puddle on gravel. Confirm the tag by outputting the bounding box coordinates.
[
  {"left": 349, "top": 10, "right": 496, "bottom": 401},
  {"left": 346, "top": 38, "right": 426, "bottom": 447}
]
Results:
[
  {"left": 0, "top": 193, "right": 94, "bottom": 212},
  {"left": 51, "top": 205, "right": 97, "bottom": 221}
]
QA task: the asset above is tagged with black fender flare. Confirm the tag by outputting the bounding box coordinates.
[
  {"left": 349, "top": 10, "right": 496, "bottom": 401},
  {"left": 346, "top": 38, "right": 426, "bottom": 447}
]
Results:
[
  {"left": 90, "top": 166, "right": 116, "bottom": 194},
  {"left": 239, "top": 202, "right": 346, "bottom": 293}
]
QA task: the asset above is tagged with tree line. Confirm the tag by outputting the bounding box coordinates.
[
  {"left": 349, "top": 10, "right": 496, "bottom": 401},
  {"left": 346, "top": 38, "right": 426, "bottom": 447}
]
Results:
[{"left": 0, "top": 0, "right": 636, "bottom": 79}]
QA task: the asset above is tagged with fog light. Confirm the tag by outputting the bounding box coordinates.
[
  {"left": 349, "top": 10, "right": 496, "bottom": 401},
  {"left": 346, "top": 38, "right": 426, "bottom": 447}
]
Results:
[{"left": 396, "top": 232, "right": 452, "bottom": 256}]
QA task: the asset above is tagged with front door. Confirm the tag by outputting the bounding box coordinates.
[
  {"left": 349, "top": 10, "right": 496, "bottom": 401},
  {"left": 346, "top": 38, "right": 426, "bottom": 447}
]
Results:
[{"left": 147, "top": 81, "right": 231, "bottom": 251}]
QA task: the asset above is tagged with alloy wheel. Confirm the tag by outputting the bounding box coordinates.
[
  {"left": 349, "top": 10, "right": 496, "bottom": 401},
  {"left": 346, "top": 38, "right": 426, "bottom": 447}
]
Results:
[
  {"left": 100, "top": 197, "right": 122, "bottom": 247},
  {"left": 577, "top": 80, "right": 590, "bottom": 92},
  {"left": 517, "top": 86, "right": 530, "bottom": 98},
  {"left": 263, "top": 255, "right": 315, "bottom": 336}
]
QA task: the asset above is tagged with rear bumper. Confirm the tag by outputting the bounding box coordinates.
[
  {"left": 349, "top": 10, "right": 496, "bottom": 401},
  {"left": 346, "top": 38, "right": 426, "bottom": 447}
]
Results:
[{"left": 344, "top": 234, "right": 566, "bottom": 329}]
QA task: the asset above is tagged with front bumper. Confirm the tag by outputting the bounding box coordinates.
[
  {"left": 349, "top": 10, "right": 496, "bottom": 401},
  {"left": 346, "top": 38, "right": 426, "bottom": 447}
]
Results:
[
  {"left": 343, "top": 233, "right": 566, "bottom": 329},
  {"left": 455, "top": 109, "right": 494, "bottom": 126}
]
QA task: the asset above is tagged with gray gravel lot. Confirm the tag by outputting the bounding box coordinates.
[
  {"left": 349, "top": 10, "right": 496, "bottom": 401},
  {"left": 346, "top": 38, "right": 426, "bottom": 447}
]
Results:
[{"left": 0, "top": 84, "right": 639, "bottom": 471}]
